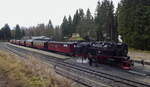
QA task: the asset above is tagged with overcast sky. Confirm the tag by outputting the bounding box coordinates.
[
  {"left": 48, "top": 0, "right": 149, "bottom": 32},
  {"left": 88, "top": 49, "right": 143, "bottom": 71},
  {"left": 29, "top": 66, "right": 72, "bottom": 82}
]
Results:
[{"left": 0, "top": 0, "right": 120, "bottom": 28}]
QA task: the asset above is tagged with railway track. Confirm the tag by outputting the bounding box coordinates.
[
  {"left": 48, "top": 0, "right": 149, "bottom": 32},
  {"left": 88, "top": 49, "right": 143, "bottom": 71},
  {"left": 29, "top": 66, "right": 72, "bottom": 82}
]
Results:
[
  {"left": 56, "top": 62, "right": 150, "bottom": 87},
  {"left": 5, "top": 43, "right": 150, "bottom": 87}
]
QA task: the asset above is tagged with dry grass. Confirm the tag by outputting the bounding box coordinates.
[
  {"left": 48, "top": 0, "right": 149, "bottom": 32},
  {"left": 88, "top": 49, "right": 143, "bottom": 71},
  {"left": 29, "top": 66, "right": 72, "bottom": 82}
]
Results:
[
  {"left": 128, "top": 48, "right": 150, "bottom": 61},
  {"left": 0, "top": 50, "right": 72, "bottom": 87}
]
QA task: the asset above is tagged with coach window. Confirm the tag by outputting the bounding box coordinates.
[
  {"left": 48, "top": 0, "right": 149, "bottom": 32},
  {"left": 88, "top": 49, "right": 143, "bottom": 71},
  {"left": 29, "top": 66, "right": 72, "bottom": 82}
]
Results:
[{"left": 64, "top": 44, "right": 68, "bottom": 47}]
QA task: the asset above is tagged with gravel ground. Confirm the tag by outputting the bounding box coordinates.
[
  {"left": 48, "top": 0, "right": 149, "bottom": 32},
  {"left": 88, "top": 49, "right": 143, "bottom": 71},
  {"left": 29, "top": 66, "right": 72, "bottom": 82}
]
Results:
[
  {"left": 65, "top": 58, "right": 150, "bottom": 84},
  {"left": 0, "top": 75, "right": 7, "bottom": 87}
]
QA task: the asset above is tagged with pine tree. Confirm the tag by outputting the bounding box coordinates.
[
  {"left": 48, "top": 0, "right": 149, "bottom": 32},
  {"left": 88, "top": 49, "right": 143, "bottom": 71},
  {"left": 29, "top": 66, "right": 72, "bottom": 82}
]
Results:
[
  {"left": 21, "top": 29, "right": 25, "bottom": 37},
  {"left": 54, "top": 26, "right": 62, "bottom": 41},
  {"left": 84, "top": 8, "right": 96, "bottom": 39},
  {"left": 68, "top": 15, "right": 73, "bottom": 35},
  {"left": 15, "top": 24, "right": 22, "bottom": 39},
  {"left": 61, "top": 16, "right": 69, "bottom": 38},
  {"left": 72, "top": 10, "right": 80, "bottom": 33},
  {"left": 95, "top": 0, "right": 116, "bottom": 41},
  {"left": 1, "top": 24, "right": 11, "bottom": 40},
  {"left": 95, "top": 1, "right": 104, "bottom": 41},
  {"left": 76, "top": 9, "right": 85, "bottom": 36},
  {"left": 46, "top": 20, "right": 54, "bottom": 37},
  {"left": 118, "top": 0, "right": 150, "bottom": 50},
  {"left": 48, "top": 20, "right": 53, "bottom": 29},
  {"left": 76, "top": 8, "right": 96, "bottom": 39},
  {"left": 11, "top": 30, "right": 15, "bottom": 39}
]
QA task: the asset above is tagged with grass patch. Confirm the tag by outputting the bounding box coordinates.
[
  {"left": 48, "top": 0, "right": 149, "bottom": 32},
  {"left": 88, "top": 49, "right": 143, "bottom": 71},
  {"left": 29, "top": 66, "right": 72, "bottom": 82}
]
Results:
[
  {"left": 129, "top": 48, "right": 150, "bottom": 53},
  {"left": 128, "top": 48, "right": 150, "bottom": 60},
  {"left": 0, "top": 50, "right": 71, "bottom": 87}
]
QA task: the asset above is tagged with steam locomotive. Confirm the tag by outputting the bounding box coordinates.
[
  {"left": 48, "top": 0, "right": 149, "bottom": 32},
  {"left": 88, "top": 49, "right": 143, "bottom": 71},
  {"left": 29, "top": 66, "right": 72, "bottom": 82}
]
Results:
[{"left": 9, "top": 39, "right": 133, "bottom": 70}]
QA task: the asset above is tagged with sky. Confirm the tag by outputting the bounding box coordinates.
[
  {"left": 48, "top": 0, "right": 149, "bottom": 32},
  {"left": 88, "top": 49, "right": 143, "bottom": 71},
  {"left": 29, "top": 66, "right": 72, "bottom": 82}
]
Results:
[{"left": 0, "top": 0, "right": 120, "bottom": 28}]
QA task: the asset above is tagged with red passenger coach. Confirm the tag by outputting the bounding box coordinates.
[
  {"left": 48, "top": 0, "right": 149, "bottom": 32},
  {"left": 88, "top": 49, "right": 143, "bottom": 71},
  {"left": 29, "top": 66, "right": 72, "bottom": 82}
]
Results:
[
  {"left": 12, "top": 40, "right": 16, "bottom": 44},
  {"left": 20, "top": 40, "right": 26, "bottom": 46},
  {"left": 33, "top": 40, "right": 47, "bottom": 49},
  {"left": 48, "top": 42, "right": 76, "bottom": 56},
  {"left": 25, "top": 40, "right": 33, "bottom": 47},
  {"left": 15, "top": 40, "right": 20, "bottom": 45},
  {"left": 9, "top": 40, "right": 13, "bottom": 43}
]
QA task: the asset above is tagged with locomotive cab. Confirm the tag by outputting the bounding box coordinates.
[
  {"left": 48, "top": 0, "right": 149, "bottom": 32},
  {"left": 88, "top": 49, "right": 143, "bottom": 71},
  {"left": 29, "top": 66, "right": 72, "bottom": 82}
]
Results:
[{"left": 74, "top": 42, "right": 90, "bottom": 58}]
